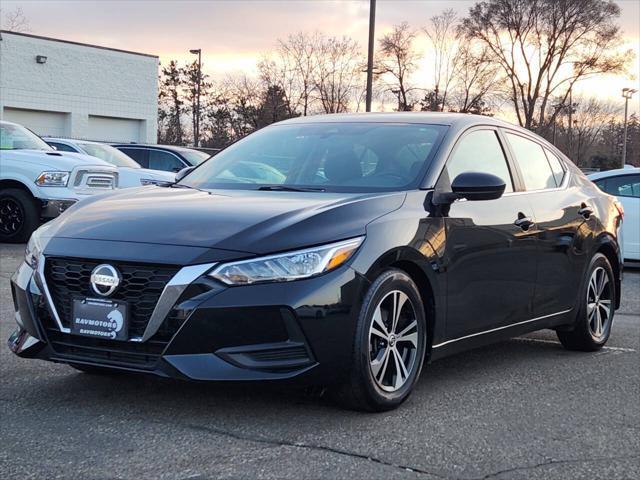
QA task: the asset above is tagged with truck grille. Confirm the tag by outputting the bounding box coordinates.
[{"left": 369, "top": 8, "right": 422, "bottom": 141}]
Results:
[
  {"left": 40, "top": 257, "right": 185, "bottom": 368},
  {"left": 74, "top": 170, "right": 117, "bottom": 189},
  {"left": 86, "top": 175, "right": 115, "bottom": 188}
]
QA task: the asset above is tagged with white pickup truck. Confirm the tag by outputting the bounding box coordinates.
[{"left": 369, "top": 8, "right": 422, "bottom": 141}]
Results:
[{"left": 1, "top": 121, "right": 121, "bottom": 243}]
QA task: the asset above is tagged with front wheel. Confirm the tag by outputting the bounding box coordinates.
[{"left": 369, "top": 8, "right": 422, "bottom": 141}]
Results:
[
  {"left": 0, "top": 188, "right": 40, "bottom": 243},
  {"left": 335, "top": 269, "right": 427, "bottom": 412},
  {"left": 557, "top": 253, "right": 615, "bottom": 351}
]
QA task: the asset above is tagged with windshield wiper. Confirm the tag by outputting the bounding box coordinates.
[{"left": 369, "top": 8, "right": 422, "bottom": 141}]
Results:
[{"left": 258, "top": 185, "right": 326, "bottom": 192}]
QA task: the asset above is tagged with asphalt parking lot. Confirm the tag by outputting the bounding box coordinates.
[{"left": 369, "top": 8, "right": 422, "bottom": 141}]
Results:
[{"left": 1, "top": 243, "right": 638, "bottom": 480}]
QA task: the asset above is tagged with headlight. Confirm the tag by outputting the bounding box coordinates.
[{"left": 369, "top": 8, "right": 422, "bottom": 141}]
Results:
[
  {"left": 25, "top": 222, "right": 52, "bottom": 269},
  {"left": 209, "top": 237, "right": 364, "bottom": 285},
  {"left": 35, "top": 171, "right": 70, "bottom": 187}
]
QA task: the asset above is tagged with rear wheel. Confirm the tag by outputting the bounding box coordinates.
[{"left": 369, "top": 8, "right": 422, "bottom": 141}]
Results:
[
  {"left": 0, "top": 188, "right": 39, "bottom": 243},
  {"left": 557, "top": 253, "right": 615, "bottom": 351},
  {"left": 335, "top": 269, "right": 427, "bottom": 412}
]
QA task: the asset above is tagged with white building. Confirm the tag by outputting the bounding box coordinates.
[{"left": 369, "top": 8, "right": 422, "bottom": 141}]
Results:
[{"left": 0, "top": 30, "right": 158, "bottom": 143}]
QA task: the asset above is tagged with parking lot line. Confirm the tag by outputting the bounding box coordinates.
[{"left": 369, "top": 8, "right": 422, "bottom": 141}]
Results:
[{"left": 514, "top": 337, "right": 637, "bottom": 352}]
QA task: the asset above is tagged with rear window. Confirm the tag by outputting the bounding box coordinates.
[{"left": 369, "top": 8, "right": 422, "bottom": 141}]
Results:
[
  {"left": 596, "top": 175, "right": 640, "bottom": 198},
  {"left": 505, "top": 133, "right": 556, "bottom": 190}
]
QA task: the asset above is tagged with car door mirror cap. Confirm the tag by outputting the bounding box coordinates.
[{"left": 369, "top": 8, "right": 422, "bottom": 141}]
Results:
[
  {"left": 175, "top": 166, "right": 195, "bottom": 182},
  {"left": 450, "top": 172, "right": 506, "bottom": 202}
]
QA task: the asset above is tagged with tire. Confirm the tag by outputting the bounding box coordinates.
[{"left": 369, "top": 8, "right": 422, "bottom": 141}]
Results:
[
  {"left": 557, "top": 253, "right": 615, "bottom": 351},
  {"left": 335, "top": 269, "right": 427, "bottom": 412},
  {"left": 0, "top": 188, "right": 40, "bottom": 243},
  {"left": 70, "top": 363, "right": 122, "bottom": 375}
]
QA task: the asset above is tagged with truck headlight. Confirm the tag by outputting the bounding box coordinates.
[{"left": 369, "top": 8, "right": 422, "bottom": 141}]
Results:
[
  {"left": 209, "top": 237, "right": 364, "bottom": 285},
  {"left": 35, "top": 171, "right": 70, "bottom": 187}
]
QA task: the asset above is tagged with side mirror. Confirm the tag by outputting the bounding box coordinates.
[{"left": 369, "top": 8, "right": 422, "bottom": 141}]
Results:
[
  {"left": 175, "top": 166, "right": 195, "bottom": 182},
  {"left": 450, "top": 172, "right": 506, "bottom": 201}
]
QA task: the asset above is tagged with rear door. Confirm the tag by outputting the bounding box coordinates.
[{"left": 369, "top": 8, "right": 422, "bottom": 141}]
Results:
[
  {"left": 117, "top": 147, "right": 149, "bottom": 168},
  {"left": 439, "top": 128, "right": 538, "bottom": 339},
  {"left": 147, "top": 150, "right": 188, "bottom": 172},
  {"left": 502, "top": 131, "right": 584, "bottom": 317}
]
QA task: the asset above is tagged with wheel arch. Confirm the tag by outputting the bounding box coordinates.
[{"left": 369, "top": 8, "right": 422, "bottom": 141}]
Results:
[
  {"left": 0, "top": 178, "right": 38, "bottom": 198},
  {"left": 363, "top": 246, "right": 441, "bottom": 361},
  {"left": 593, "top": 234, "right": 622, "bottom": 309}
]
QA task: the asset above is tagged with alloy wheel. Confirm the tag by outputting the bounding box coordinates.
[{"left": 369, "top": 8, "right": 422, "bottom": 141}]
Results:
[
  {"left": 369, "top": 290, "right": 419, "bottom": 392},
  {"left": 587, "top": 266, "right": 612, "bottom": 340},
  {"left": 0, "top": 198, "right": 24, "bottom": 236}
]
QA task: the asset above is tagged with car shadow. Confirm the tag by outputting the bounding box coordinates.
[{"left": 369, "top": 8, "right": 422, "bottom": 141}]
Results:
[{"left": 28, "top": 335, "right": 575, "bottom": 419}]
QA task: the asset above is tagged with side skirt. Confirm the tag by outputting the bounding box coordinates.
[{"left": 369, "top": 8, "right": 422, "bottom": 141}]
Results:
[{"left": 429, "top": 309, "right": 573, "bottom": 361}]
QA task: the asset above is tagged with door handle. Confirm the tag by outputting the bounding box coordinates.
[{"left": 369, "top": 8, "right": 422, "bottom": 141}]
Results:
[
  {"left": 578, "top": 203, "right": 593, "bottom": 219},
  {"left": 514, "top": 213, "right": 535, "bottom": 231}
]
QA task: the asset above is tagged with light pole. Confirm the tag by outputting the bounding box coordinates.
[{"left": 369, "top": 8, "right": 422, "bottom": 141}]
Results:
[
  {"left": 621, "top": 87, "right": 637, "bottom": 168},
  {"left": 365, "top": 0, "right": 376, "bottom": 112},
  {"left": 189, "top": 48, "right": 202, "bottom": 147}
]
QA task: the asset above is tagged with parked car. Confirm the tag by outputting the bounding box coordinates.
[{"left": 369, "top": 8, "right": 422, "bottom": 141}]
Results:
[
  {"left": 0, "top": 121, "right": 118, "bottom": 243},
  {"left": 9, "top": 113, "right": 624, "bottom": 412},
  {"left": 111, "top": 143, "right": 210, "bottom": 172},
  {"left": 589, "top": 167, "right": 639, "bottom": 261},
  {"left": 44, "top": 138, "right": 176, "bottom": 187}
]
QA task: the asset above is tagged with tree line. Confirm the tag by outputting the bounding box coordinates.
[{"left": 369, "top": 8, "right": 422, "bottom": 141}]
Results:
[{"left": 157, "top": 0, "right": 637, "bottom": 168}]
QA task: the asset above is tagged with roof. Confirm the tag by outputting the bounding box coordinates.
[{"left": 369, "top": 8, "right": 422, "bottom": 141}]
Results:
[
  {"left": 277, "top": 112, "right": 516, "bottom": 128},
  {"left": 588, "top": 167, "right": 640, "bottom": 180},
  {"left": 110, "top": 143, "right": 200, "bottom": 152},
  {"left": 44, "top": 137, "right": 102, "bottom": 145},
  {"left": 0, "top": 30, "right": 158, "bottom": 59}
]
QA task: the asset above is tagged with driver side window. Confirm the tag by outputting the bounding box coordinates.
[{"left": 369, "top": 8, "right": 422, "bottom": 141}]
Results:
[{"left": 444, "top": 130, "right": 514, "bottom": 192}]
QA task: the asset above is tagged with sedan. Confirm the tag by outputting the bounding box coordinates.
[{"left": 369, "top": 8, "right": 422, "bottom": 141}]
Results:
[
  {"left": 589, "top": 167, "right": 639, "bottom": 261},
  {"left": 9, "top": 113, "right": 623, "bottom": 411},
  {"left": 111, "top": 143, "right": 210, "bottom": 172}
]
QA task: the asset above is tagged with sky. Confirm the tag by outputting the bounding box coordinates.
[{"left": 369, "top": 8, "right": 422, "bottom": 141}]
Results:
[{"left": 3, "top": 0, "right": 640, "bottom": 115}]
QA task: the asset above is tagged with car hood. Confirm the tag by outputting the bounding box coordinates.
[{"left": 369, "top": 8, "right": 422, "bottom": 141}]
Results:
[
  {"left": 116, "top": 167, "right": 176, "bottom": 187},
  {"left": 46, "top": 186, "right": 406, "bottom": 254},
  {"left": 0, "top": 149, "right": 113, "bottom": 170}
]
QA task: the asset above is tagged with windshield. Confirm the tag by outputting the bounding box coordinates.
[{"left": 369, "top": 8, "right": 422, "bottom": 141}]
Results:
[
  {"left": 179, "top": 148, "right": 210, "bottom": 165},
  {"left": 0, "top": 123, "right": 52, "bottom": 151},
  {"left": 76, "top": 142, "right": 141, "bottom": 168},
  {"left": 180, "top": 122, "right": 447, "bottom": 192}
]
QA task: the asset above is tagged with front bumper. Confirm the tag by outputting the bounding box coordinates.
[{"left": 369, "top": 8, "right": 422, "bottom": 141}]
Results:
[
  {"left": 9, "top": 254, "right": 369, "bottom": 384},
  {"left": 40, "top": 198, "right": 77, "bottom": 219}
]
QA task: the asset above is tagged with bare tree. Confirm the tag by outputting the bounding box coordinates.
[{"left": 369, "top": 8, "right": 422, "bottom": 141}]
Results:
[
  {"left": 374, "top": 22, "right": 421, "bottom": 111},
  {"left": 424, "top": 9, "right": 461, "bottom": 111},
  {"left": 554, "top": 96, "right": 620, "bottom": 164},
  {"left": 1, "top": 6, "right": 30, "bottom": 32},
  {"left": 449, "top": 43, "right": 500, "bottom": 114},
  {"left": 182, "top": 61, "right": 211, "bottom": 146},
  {"left": 158, "top": 61, "right": 185, "bottom": 145},
  {"left": 314, "top": 36, "right": 364, "bottom": 114},
  {"left": 259, "top": 32, "right": 321, "bottom": 116},
  {"left": 462, "top": 0, "right": 632, "bottom": 130}
]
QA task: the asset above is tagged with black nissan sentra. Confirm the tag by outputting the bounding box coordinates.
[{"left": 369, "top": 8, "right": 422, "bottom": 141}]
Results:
[{"left": 9, "top": 113, "right": 624, "bottom": 411}]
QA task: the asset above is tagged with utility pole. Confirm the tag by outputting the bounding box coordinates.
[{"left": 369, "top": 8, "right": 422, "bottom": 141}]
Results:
[
  {"left": 568, "top": 88, "right": 573, "bottom": 158},
  {"left": 365, "top": 0, "right": 376, "bottom": 112},
  {"left": 189, "top": 48, "right": 202, "bottom": 147},
  {"left": 621, "top": 88, "right": 637, "bottom": 168}
]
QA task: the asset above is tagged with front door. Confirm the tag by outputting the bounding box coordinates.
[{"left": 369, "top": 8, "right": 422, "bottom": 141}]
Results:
[{"left": 438, "top": 129, "right": 537, "bottom": 339}]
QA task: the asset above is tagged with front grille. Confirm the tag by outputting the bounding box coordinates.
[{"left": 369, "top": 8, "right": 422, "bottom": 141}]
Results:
[
  {"left": 73, "top": 170, "right": 117, "bottom": 189},
  {"left": 86, "top": 176, "right": 115, "bottom": 188},
  {"left": 41, "top": 257, "right": 183, "bottom": 369},
  {"left": 45, "top": 257, "right": 178, "bottom": 337}
]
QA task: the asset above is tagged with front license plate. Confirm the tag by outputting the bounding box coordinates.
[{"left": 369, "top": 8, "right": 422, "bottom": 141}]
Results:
[{"left": 71, "top": 298, "right": 128, "bottom": 341}]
